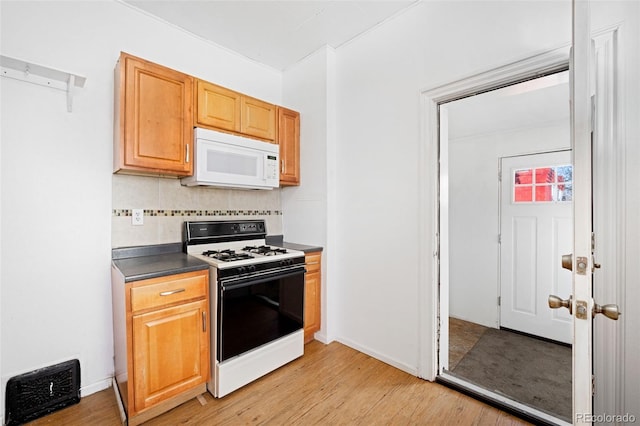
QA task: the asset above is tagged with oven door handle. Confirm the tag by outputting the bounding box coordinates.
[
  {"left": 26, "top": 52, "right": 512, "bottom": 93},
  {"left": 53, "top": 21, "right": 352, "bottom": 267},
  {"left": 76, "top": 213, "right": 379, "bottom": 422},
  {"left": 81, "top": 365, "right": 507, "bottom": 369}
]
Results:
[{"left": 219, "top": 267, "right": 305, "bottom": 290}]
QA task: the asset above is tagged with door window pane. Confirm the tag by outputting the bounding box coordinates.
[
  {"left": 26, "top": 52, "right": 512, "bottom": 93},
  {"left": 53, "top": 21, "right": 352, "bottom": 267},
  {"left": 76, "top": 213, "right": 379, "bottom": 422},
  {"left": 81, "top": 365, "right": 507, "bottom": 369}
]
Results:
[
  {"left": 536, "top": 185, "right": 554, "bottom": 202},
  {"left": 556, "top": 165, "right": 573, "bottom": 182},
  {"left": 512, "top": 164, "right": 572, "bottom": 203},
  {"left": 515, "top": 169, "right": 532, "bottom": 184},
  {"left": 535, "top": 167, "right": 556, "bottom": 184},
  {"left": 515, "top": 186, "right": 533, "bottom": 202},
  {"left": 558, "top": 183, "right": 573, "bottom": 201}
]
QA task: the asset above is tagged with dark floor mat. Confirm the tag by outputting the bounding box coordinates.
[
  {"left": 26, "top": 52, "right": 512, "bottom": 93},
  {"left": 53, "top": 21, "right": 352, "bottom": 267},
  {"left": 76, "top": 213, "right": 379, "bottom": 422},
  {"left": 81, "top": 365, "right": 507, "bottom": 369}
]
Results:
[{"left": 451, "top": 328, "right": 571, "bottom": 421}]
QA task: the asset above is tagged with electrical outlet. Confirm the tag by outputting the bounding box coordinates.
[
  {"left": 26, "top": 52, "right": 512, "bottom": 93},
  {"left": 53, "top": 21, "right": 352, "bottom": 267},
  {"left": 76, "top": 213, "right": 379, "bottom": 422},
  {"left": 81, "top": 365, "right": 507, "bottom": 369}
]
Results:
[{"left": 132, "top": 209, "right": 144, "bottom": 226}]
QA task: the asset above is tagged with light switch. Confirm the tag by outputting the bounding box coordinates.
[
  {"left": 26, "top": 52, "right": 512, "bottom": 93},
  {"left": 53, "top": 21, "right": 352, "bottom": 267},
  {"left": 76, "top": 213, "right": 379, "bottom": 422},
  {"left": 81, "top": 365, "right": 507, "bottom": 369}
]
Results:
[{"left": 132, "top": 209, "right": 144, "bottom": 226}]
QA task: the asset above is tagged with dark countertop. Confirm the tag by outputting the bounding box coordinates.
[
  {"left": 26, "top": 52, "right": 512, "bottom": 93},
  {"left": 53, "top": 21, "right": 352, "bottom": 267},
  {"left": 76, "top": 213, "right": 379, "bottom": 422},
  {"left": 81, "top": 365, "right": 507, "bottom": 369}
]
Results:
[
  {"left": 266, "top": 235, "right": 323, "bottom": 254},
  {"left": 112, "top": 243, "right": 209, "bottom": 283}
]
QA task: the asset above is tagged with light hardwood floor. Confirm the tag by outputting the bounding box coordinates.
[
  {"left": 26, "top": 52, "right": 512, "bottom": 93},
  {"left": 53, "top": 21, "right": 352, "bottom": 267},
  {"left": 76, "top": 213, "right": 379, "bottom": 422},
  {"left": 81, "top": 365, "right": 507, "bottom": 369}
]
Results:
[
  {"left": 448, "top": 317, "right": 488, "bottom": 370},
  {"left": 28, "top": 341, "right": 530, "bottom": 425}
]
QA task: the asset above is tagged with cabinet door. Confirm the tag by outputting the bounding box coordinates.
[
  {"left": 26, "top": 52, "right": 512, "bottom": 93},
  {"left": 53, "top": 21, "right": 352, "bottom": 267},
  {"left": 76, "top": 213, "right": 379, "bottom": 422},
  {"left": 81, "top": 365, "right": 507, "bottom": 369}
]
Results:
[
  {"left": 132, "top": 299, "right": 209, "bottom": 411},
  {"left": 241, "top": 96, "right": 276, "bottom": 141},
  {"left": 304, "top": 252, "right": 321, "bottom": 343},
  {"left": 117, "top": 53, "right": 193, "bottom": 176},
  {"left": 277, "top": 107, "right": 300, "bottom": 186},
  {"left": 195, "top": 80, "right": 241, "bottom": 133}
]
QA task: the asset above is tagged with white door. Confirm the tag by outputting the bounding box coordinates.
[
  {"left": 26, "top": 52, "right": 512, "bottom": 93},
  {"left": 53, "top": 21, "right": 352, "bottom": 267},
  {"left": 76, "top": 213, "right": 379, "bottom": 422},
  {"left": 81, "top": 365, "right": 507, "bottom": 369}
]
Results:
[
  {"left": 571, "top": 0, "right": 596, "bottom": 420},
  {"left": 500, "top": 151, "right": 573, "bottom": 344}
]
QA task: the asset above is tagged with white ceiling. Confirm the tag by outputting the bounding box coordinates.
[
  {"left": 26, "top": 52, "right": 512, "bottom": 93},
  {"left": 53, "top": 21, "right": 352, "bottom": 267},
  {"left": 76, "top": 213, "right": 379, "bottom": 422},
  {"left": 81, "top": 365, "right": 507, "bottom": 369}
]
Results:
[
  {"left": 122, "top": 0, "right": 417, "bottom": 70},
  {"left": 121, "top": 0, "right": 568, "bottom": 133}
]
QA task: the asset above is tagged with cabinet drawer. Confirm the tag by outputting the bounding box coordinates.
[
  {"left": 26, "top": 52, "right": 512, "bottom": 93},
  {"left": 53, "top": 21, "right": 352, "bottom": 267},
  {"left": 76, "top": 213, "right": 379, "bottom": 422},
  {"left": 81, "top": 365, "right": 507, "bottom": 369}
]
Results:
[
  {"left": 130, "top": 271, "right": 207, "bottom": 312},
  {"left": 305, "top": 252, "right": 322, "bottom": 273}
]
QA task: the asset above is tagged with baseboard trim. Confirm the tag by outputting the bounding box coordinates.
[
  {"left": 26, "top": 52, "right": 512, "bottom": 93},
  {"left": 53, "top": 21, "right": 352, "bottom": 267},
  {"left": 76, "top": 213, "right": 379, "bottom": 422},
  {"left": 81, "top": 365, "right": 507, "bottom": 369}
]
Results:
[
  {"left": 335, "top": 336, "right": 418, "bottom": 377},
  {"left": 112, "top": 378, "right": 127, "bottom": 425},
  {"left": 311, "top": 331, "right": 331, "bottom": 345},
  {"left": 80, "top": 377, "right": 112, "bottom": 397}
]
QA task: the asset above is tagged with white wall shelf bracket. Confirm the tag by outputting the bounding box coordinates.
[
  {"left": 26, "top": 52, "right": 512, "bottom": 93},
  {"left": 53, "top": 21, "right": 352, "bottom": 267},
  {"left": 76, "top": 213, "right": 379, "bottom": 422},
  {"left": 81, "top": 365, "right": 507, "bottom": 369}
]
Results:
[{"left": 1, "top": 54, "right": 86, "bottom": 112}]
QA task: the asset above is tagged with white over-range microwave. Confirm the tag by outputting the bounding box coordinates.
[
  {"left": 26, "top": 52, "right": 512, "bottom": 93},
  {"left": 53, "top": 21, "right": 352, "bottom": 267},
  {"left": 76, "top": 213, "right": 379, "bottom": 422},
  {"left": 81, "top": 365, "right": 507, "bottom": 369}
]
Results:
[{"left": 181, "top": 128, "right": 279, "bottom": 190}]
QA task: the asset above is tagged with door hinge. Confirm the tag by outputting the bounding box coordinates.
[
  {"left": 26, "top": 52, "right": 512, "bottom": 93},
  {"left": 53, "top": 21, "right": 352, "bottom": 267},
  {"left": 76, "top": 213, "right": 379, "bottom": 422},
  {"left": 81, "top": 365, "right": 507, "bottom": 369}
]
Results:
[
  {"left": 498, "top": 169, "right": 502, "bottom": 181},
  {"left": 498, "top": 296, "right": 501, "bottom": 306},
  {"left": 498, "top": 234, "right": 502, "bottom": 244},
  {"left": 592, "top": 374, "right": 596, "bottom": 396}
]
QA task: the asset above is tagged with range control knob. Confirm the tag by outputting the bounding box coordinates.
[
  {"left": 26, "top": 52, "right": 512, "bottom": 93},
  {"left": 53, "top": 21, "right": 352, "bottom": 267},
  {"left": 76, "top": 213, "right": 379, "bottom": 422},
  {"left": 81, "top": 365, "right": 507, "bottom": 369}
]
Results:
[{"left": 280, "top": 258, "right": 294, "bottom": 267}]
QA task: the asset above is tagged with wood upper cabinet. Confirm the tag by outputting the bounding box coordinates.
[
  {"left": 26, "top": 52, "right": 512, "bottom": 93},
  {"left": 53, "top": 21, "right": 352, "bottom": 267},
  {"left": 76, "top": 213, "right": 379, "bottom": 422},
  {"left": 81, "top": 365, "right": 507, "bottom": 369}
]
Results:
[
  {"left": 277, "top": 107, "right": 301, "bottom": 186},
  {"left": 240, "top": 96, "right": 276, "bottom": 140},
  {"left": 304, "top": 251, "right": 322, "bottom": 343},
  {"left": 112, "top": 268, "right": 209, "bottom": 425},
  {"left": 195, "top": 79, "right": 276, "bottom": 141},
  {"left": 195, "top": 80, "right": 240, "bottom": 133},
  {"left": 114, "top": 52, "right": 194, "bottom": 176}
]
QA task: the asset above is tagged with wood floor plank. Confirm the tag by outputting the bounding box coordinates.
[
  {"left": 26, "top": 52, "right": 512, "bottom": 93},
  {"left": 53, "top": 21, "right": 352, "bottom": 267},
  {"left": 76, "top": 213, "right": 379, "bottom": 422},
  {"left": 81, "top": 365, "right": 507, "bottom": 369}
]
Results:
[
  {"left": 28, "top": 341, "right": 531, "bottom": 425},
  {"left": 448, "top": 317, "right": 488, "bottom": 370}
]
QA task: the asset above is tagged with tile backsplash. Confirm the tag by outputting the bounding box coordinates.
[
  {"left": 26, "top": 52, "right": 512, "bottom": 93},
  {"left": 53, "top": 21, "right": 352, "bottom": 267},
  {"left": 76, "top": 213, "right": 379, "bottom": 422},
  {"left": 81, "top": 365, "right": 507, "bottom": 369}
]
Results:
[{"left": 112, "top": 174, "right": 283, "bottom": 248}]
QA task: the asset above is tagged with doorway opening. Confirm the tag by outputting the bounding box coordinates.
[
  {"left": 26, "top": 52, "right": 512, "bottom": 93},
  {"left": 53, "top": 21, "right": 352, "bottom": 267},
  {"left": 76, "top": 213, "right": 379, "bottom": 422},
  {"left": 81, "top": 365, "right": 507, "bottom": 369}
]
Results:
[{"left": 437, "top": 68, "right": 572, "bottom": 424}]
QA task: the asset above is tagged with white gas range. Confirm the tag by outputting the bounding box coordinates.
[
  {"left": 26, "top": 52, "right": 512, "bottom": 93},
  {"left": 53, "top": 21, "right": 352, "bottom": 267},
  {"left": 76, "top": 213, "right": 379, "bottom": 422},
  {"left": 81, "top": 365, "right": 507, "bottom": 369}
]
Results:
[{"left": 184, "top": 220, "right": 306, "bottom": 398}]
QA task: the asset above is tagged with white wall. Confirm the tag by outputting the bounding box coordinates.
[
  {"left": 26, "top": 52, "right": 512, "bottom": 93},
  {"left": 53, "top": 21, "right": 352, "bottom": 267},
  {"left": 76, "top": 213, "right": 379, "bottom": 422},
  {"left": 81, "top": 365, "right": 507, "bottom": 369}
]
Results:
[
  {"left": 281, "top": 48, "right": 329, "bottom": 246},
  {"left": 281, "top": 46, "right": 336, "bottom": 342},
  {"left": 333, "top": 0, "right": 572, "bottom": 374},
  {"left": 448, "top": 122, "right": 570, "bottom": 328},
  {"left": 0, "top": 0, "right": 282, "bottom": 420}
]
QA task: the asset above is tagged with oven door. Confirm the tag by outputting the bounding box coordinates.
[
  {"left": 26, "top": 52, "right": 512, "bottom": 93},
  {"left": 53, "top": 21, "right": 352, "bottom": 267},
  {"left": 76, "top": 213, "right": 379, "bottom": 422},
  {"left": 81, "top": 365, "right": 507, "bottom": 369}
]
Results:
[{"left": 217, "top": 265, "right": 305, "bottom": 362}]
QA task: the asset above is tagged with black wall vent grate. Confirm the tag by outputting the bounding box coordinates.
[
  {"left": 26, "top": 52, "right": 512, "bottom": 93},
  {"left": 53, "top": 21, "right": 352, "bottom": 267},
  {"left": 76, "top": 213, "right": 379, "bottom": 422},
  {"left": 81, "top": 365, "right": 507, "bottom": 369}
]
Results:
[{"left": 5, "top": 359, "right": 80, "bottom": 425}]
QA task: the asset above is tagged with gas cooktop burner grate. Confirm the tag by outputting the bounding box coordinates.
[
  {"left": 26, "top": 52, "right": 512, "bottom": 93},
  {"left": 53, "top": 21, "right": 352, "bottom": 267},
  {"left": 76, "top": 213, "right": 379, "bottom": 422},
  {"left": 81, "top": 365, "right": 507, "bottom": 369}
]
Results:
[
  {"left": 242, "top": 245, "right": 288, "bottom": 256},
  {"left": 202, "top": 249, "right": 254, "bottom": 262}
]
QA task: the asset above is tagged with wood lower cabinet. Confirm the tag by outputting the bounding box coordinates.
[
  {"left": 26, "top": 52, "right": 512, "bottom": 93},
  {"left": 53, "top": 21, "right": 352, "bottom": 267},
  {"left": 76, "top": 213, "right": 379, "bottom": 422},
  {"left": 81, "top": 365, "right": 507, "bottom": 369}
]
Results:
[
  {"left": 277, "top": 107, "right": 301, "bottom": 186},
  {"left": 114, "top": 52, "right": 194, "bottom": 176},
  {"left": 304, "top": 251, "right": 322, "bottom": 343},
  {"left": 195, "top": 79, "right": 276, "bottom": 141},
  {"left": 112, "top": 268, "right": 209, "bottom": 425}
]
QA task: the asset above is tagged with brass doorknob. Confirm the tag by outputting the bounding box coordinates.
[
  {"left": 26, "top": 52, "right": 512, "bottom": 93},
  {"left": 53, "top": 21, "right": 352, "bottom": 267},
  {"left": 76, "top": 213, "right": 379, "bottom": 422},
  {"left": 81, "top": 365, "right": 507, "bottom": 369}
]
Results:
[
  {"left": 593, "top": 303, "right": 621, "bottom": 320},
  {"left": 548, "top": 294, "right": 572, "bottom": 314}
]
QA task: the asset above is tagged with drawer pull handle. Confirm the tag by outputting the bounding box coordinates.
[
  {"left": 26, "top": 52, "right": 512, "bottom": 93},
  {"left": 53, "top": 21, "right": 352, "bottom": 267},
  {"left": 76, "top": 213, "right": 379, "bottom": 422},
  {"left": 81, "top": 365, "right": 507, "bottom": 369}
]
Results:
[
  {"left": 202, "top": 311, "right": 207, "bottom": 332},
  {"left": 307, "top": 262, "right": 320, "bottom": 265},
  {"left": 159, "top": 288, "right": 185, "bottom": 296}
]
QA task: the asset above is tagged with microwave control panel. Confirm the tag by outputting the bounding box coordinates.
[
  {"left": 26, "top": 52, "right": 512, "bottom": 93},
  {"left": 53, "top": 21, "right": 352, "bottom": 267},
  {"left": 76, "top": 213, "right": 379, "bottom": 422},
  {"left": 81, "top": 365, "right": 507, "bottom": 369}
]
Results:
[{"left": 265, "top": 155, "right": 278, "bottom": 180}]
